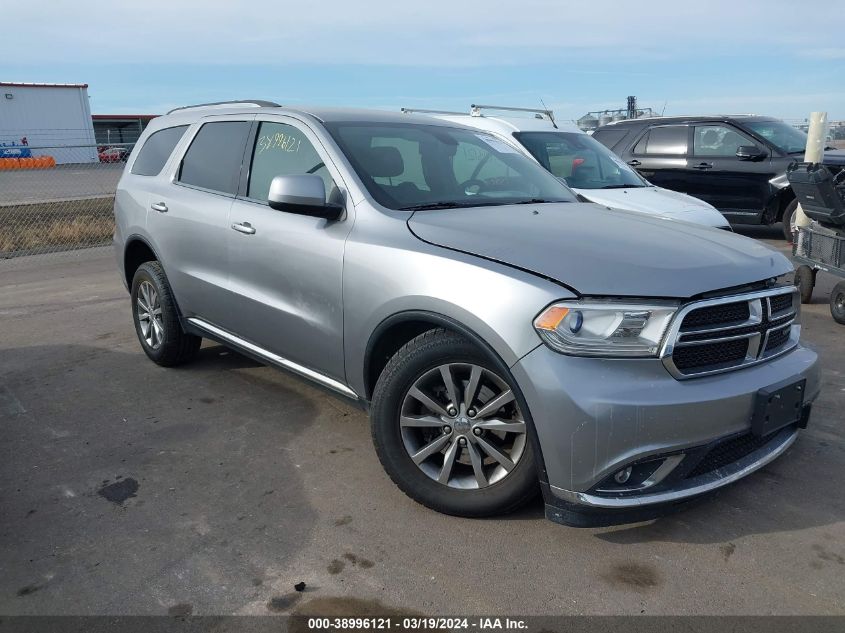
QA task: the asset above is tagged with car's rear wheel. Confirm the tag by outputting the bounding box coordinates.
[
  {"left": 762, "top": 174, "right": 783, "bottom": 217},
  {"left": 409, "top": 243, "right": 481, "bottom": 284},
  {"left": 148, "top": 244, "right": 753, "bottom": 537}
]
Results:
[
  {"left": 370, "top": 328, "right": 538, "bottom": 517},
  {"left": 131, "top": 261, "right": 201, "bottom": 366}
]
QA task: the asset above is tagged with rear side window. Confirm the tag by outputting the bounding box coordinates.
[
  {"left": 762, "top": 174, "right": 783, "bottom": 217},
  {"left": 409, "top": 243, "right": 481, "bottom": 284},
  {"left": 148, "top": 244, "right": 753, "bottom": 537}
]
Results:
[
  {"left": 591, "top": 129, "right": 629, "bottom": 151},
  {"left": 635, "top": 125, "right": 689, "bottom": 155},
  {"left": 178, "top": 121, "right": 251, "bottom": 195},
  {"left": 130, "top": 125, "right": 188, "bottom": 176}
]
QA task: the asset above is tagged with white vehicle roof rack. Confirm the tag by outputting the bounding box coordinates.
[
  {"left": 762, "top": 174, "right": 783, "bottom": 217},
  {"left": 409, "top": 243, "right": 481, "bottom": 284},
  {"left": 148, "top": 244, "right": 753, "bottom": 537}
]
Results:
[
  {"left": 400, "top": 107, "right": 468, "bottom": 116},
  {"left": 469, "top": 104, "right": 557, "bottom": 129},
  {"left": 401, "top": 104, "right": 559, "bottom": 129},
  {"left": 167, "top": 100, "right": 281, "bottom": 115}
]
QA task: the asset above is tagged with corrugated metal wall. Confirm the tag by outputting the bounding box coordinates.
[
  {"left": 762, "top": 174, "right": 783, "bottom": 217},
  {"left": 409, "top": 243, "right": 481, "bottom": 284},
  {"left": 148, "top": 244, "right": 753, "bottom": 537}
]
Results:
[{"left": 0, "top": 85, "right": 98, "bottom": 164}]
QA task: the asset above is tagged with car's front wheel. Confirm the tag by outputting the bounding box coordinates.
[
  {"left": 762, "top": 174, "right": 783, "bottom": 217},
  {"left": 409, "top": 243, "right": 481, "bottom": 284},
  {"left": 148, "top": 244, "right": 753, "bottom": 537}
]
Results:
[
  {"left": 370, "top": 328, "right": 539, "bottom": 517},
  {"left": 831, "top": 281, "right": 845, "bottom": 325},
  {"left": 131, "top": 261, "right": 201, "bottom": 366},
  {"left": 782, "top": 199, "right": 799, "bottom": 242}
]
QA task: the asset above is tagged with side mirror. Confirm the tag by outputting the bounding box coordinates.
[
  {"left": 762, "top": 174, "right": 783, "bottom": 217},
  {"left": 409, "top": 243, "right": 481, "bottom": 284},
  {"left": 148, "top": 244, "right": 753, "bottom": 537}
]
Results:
[
  {"left": 268, "top": 174, "right": 343, "bottom": 220},
  {"left": 736, "top": 145, "right": 767, "bottom": 161}
]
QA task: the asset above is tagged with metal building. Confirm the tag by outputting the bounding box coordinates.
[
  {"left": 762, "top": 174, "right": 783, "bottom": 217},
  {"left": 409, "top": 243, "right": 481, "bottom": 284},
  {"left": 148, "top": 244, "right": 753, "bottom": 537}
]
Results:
[
  {"left": 0, "top": 82, "right": 98, "bottom": 164},
  {"left": 92, "top": 114, "right": 158, "bottom": 146}
]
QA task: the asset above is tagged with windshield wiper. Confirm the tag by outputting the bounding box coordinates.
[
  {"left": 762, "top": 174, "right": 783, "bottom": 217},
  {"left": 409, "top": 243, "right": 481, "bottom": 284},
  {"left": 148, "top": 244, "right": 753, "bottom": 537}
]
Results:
[
  {"left": 510, "top": 198, "right": 567, "bottom": 204},
  {"left": 398, "top": 201, "right": 493, "bottom": 211},
  {"left": 600, "top": 184, "right": 644, "bottom": 189}
]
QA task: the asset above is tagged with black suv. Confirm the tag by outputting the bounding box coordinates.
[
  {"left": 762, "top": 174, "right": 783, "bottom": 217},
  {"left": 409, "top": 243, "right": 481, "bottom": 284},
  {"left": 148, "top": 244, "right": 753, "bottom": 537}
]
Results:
[{"left": 593, "top": 115, "right": 845, "bottom": 239}]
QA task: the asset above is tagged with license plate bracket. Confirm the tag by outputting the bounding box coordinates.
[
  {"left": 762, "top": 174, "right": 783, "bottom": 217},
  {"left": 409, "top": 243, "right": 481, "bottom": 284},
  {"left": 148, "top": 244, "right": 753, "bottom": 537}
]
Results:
[{"left": 751, "top": 378, "right": 806, "bottom": 437}]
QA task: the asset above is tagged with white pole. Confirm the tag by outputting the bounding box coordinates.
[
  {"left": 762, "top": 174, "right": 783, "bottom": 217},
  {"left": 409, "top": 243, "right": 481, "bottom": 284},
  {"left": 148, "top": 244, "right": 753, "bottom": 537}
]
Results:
[{"left": 794, "top": 112, "right": 829, "bottom": 228}]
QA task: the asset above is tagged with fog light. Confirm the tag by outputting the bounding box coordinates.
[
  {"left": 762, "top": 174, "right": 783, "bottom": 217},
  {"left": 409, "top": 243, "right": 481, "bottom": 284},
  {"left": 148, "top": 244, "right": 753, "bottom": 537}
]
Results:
[{"left": 614, "top": 466, "right": 633, "bottom": 484}]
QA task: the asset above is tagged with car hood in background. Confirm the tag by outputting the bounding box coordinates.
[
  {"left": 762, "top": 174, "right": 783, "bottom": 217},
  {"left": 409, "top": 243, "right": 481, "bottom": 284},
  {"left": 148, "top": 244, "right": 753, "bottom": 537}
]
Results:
[
  {"left": 575, "top": 186, "right": 730, "bottom": 228},
  {"left": 407, "top": 202, "right": 790, "bottom": 298}
]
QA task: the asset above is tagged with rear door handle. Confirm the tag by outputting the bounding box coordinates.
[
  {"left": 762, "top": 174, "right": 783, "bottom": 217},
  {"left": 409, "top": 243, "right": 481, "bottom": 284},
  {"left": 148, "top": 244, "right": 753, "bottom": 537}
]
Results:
[
  {"left": 151, "top": 202, "right": 168, "bottom": 213},
  {"left": 231, "top": 221, "right": 256, "bottom": 235},
  {"left": 627, "top": 159, "right": 641, "bottom": 167},
  {"left": 693, "top": 162, "right": 713, "bottom": 170}
]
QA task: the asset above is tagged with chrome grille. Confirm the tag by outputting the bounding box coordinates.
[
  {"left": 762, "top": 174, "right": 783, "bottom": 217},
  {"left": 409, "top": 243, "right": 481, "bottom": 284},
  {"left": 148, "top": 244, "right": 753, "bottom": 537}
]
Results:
[{"left": 661, "top": 286, "right": 799, "bottom": 379}]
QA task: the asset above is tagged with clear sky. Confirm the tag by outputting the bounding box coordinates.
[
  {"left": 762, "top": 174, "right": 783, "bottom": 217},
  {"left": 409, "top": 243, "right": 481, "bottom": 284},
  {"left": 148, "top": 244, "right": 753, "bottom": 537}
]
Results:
[{"left": 3, "top": 0, "right": 843, "bottom": 122}]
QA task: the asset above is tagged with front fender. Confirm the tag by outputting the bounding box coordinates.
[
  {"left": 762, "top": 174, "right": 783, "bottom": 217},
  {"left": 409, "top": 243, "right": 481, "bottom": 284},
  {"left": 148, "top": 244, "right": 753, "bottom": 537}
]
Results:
[{"left": 342, "top": 237, "right": 572, "bottom": 398}]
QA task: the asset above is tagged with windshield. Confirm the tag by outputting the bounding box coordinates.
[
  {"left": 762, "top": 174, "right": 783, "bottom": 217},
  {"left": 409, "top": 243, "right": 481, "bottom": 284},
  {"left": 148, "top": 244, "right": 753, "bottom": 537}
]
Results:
[
  {"left": 515, "top": 131, "right": 648, "bottom": 190},
  {"left": 744, "top": 120, "right": 807, "bottom": 154},
  {"left": 325, "top": 122, "right": 577, "bottom": 210}
]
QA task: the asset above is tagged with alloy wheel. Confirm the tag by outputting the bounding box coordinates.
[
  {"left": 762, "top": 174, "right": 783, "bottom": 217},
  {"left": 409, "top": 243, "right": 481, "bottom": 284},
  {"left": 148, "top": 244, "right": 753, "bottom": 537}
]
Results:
[
  {"left": 400, "top": 363, "right": 527, "bottom": 489},
  {"left": 136, "top": 280, "right": 164, "bottom": 349}
]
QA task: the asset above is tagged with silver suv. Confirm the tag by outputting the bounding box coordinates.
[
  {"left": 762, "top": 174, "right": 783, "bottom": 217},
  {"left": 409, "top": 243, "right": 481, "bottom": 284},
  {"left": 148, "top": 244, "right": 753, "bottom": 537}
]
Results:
[{"left": 114, "top": 101, "right": 820, "bottom": 526}]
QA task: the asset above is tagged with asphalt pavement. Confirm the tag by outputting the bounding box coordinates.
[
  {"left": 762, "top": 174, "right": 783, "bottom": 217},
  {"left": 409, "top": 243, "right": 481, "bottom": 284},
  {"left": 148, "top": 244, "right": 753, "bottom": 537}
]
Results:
[{"left": 1, "top": 231, "right": 843, "bottom": 616}]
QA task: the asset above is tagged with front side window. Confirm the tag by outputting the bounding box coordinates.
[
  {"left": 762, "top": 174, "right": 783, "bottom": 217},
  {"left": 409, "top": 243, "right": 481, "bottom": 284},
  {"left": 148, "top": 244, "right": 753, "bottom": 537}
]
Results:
[
  {"left": 178, "top": 121, "right": 251, "bottom": 195},
  {"left": 516, "top": 131, "right": 646, "bottom": 189},
  {"left": 635, "top": 125, "right": 688, "bottom": 156},
  {"left": 326, "top": 122, "right": 576, "bottom": 210},
  {"left": 693, "top": 125, "right": 754, "bottom": 157},
  {"left": 743, "top": 120, "right": 808, "bottom": 155},
  {"left": 131, "top": 125, "right": 188, "bottom": 176},
  {"left": 247, "top": 121, "right": 333, "bottom": 201}
]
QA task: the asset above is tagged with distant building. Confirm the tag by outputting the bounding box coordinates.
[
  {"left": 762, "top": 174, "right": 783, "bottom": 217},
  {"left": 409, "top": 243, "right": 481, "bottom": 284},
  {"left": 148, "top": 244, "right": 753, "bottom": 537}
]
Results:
[
  {"left": 92, "top": 114, "right": 158, "bottom": 146},
  {"left": 0, "top": 82, "right": 98, "bottom": 164}
]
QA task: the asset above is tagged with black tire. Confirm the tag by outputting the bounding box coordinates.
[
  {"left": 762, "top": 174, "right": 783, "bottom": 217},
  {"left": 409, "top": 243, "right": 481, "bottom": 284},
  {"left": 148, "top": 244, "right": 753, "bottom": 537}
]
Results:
[
  {"left": 794, "top": 265, "right": 815, "bottom": 304},
  {"left": 831, "top": 281, "right": 845, "bottom": 325},
  {"left": 782, "top": 199, "right": 798, "bottom": 242},
  {"left": 131, "top": 261, "right": 201, "bottom": 366},
  {"left": 370, "top": 328, "right": 539, "bottom": 517}
]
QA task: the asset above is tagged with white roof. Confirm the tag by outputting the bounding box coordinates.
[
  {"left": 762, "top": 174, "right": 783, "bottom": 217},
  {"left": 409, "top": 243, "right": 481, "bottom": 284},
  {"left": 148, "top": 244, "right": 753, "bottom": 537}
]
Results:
[{"left": 406, "top": 112, "right": 583, "bottom": 136}]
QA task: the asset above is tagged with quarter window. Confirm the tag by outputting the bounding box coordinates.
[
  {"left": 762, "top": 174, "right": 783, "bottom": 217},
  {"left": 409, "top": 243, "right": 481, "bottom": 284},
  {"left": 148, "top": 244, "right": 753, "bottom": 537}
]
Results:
[
  {"left": 635, "top": 126, "right": 688, "bottom": 155},
  {"left": 130, "top": 125, "right": 188, "bottom": 176},
  {"left": 591, "top": 129, "right": 629, "bottom": 151},
  {"left": 247, "top": 121, "right": 333, "bottom": 201},
  {"left": 178, "top": 121, "right": 251, "bottom": 195},
  {"left": 693, "top": 125, "right": 754, "bottom": 157}
]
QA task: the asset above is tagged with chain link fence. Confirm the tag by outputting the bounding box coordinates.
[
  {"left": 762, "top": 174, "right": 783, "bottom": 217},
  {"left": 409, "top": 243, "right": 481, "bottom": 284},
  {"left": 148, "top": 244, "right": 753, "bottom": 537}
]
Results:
[{"left": 1, "top": 142, "right": 132, "bottom": 260}]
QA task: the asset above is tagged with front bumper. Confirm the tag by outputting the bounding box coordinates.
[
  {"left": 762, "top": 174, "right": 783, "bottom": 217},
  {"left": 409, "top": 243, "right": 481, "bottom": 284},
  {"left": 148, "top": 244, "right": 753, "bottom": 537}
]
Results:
[{"left": 511, "top": 343, "right": 820, "bottom": 518}]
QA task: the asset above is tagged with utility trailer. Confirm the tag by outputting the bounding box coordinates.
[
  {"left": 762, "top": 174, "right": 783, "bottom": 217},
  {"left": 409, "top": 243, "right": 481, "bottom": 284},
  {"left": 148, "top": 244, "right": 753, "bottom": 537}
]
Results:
[{"left": 788, "top": 162, "right": 845, "bottom": 324}]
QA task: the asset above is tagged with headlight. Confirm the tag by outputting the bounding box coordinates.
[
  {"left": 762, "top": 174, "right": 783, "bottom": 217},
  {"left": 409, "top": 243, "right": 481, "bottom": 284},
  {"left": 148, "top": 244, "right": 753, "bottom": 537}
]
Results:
[{"left": 534, "top": 300, "right": 678, "bottom": 357}]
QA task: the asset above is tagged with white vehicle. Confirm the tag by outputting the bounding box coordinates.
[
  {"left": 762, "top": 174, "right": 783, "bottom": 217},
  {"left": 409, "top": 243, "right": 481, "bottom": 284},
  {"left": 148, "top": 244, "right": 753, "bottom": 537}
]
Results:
[{"left": 402, "top": 105, "right": 731, "bottom": 229}]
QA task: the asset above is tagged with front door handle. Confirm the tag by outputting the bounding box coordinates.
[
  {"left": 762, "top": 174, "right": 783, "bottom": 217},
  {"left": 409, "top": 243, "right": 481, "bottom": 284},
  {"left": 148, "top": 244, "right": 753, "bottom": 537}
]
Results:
[
  {"left": 627, "top": 159, "right": 641, "bottom": 167},
  {"left": 693, "top": 162, "right": 713, "bottom": 170},
  {"left": 151, "top": 202, "right": 168, "bottom": 213},
  {"left": 231, "top": 221, "right": 256, "bottom": 235}
]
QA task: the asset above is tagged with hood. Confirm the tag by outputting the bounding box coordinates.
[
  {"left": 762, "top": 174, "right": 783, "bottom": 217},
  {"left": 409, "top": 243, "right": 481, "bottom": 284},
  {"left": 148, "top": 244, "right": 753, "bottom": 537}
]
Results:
[
  {"left": 823, "top": 149, "right": 845, "bottom": 167},
  {"left": 407, "top": 202, "right": 790, "bottom": 298},
  {"left": 575, "top": 186, "right": 730, "bottom": 228}
]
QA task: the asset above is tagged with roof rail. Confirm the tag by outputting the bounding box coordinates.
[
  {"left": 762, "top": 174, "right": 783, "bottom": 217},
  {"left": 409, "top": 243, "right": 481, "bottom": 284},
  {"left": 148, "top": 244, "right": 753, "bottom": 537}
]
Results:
[
  {"left": 401, "top": 107, "right": 468, "bottom": 116},
  {"left": 166, "top": 100, "right": 281, "bottom": 115},
  {"left": 469, "top": 104, "right": 557, "bottom": 129}
]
